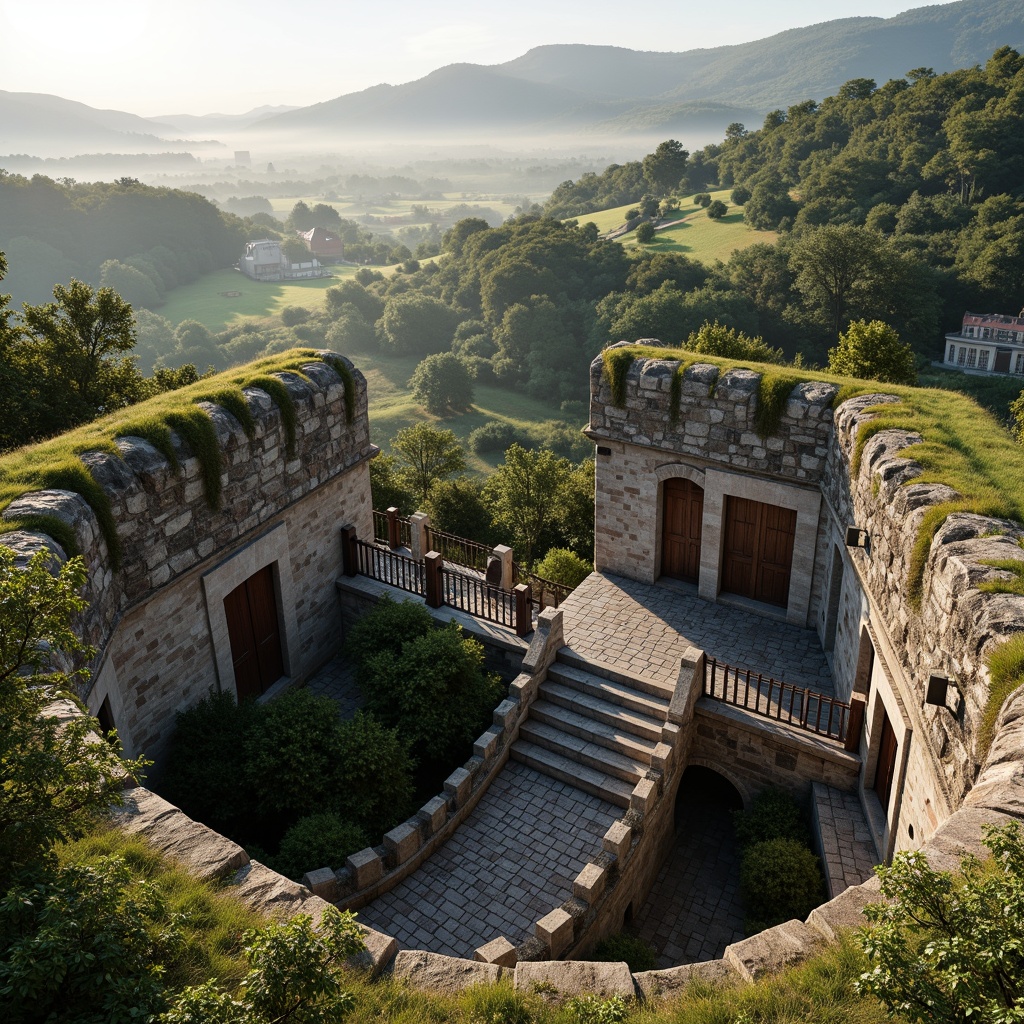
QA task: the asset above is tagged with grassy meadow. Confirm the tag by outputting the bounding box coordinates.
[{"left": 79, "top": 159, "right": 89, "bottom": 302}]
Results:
[
  {"left": 155, "top": 268, "right": 361, "bottom": 333},
  {"left": 579, "top": 190, "right": 777, "bottom": 263}
]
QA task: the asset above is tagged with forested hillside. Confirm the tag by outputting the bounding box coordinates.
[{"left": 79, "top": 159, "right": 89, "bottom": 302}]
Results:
[{"left": 0, "top": 175, "right": 251, "bottom": 308}]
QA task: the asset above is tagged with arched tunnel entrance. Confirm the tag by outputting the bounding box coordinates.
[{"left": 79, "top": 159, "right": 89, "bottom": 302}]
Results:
[{"left": 628, "top": 765, "right": 747, "bottom": 967}]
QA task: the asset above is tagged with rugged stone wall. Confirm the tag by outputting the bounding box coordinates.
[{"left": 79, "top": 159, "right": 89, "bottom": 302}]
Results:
[
  {"left": 823, "top": 394, "right": 1024, "bottom": 844},
  {"left": 1, "top": 352, "right": 375, "bottom": 761}
]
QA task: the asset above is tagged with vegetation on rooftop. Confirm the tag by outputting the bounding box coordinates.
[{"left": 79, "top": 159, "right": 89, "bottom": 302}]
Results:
[
  {"left": 0, "top": 349, "right": 342, "bottom": 567},
  {"left": 600, "top": 345, "right": 1024, "bottom": 611}
]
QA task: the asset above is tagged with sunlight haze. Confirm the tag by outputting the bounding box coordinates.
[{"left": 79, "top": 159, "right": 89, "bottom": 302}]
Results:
[{"left": 0, "top": 0, "right": 960, "bottom": 115}]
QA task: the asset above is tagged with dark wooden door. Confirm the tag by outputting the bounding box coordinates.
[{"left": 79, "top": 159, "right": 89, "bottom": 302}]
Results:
[
  {"left": 995, "top": 349, "right": 1012, "bottom": 373},
  {"left": 721, "top": 496, "right": 796, "bottom": 607},
  {"left": 224, "top": 565, "right": 284, "bottom": 701},
  {"left": 662, "top": 478, "right": 704, "bottom": 583},
  {"left": 873, "top": 710, "right": 898, "bottom": 809}
]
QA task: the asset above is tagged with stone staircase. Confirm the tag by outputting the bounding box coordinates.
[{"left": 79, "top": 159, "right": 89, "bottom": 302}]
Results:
[{"left": 511, "top": 650, "right": 673, "bottom": 808}]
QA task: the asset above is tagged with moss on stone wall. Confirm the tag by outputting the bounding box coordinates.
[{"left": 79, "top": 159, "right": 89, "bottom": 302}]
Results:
[
  {"left": 599, "top": 344, "right": 1024, "bottom": 610},
  {"left": 981, "top": 634, "right": 1024, "bottom": 758},
  {"left": 0, "top": 350, "right": 348, "bottom": 565}
]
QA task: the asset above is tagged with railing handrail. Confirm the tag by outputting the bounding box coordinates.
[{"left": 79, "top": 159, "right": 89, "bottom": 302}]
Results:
[
  {"left": 426, "top": 526, "right": 493, "bottom": 571},
  {"left": 703, "top": 657, "right": 850, "bottom": 742},
  {"left": 440, "top": 564, "right": 516, "bottom": 628},
  {"left": 352, "top": 538, "right": 424, "bottom": 596}
]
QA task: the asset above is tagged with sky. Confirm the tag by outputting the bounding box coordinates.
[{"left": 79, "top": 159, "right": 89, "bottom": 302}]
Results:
[{"left": 0, "top": 0, "right": 960, "bottom": 117}]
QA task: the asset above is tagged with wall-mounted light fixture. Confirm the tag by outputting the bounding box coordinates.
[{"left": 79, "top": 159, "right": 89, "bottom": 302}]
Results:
[
  {"left": 926, "top": 673, "right": 962, "bottom": 716},
  {"left": 846, "top": 526, "right": 869, "bottom": 548}
]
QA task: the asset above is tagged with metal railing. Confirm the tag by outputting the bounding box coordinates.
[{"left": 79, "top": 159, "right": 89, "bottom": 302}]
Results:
[
  {"left": 351, "top": 538, "right": 424, "bottom": 596},
  {"left": 515, "top": 567, "right": 573, "bottom": 610},
  {"left": 703, "top": 657, "right": 852, "bottom": 743},
  {"left": 426, "top": 527, "right": 493, "bottom": 574},
  {"left": 372, "top": 508, "right": 412, "bottom": 549},
  {"left": 441, "top": 566, "right": 518, "bottom": 629}
]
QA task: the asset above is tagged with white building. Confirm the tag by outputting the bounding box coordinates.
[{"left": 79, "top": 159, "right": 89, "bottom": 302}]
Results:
[{"left": 943, "top": 310, "right": 1024, "bottom": 375}]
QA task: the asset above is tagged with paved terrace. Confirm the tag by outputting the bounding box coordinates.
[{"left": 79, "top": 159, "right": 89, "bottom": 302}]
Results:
[{"left": 560, "top": 572, "right": 834, "bottom": 695}]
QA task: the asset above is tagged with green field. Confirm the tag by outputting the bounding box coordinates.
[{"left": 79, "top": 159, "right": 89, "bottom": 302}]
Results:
[
  {"left": 267, "top": 194, "right": 524, "bottom": 222},
  {"left": 578, "top": 190, "right": 777, "bottom": 264},
  {"left": 154, "top": 268, "right": 360, "bottom": 331},
  {"left": 336, "top": 341, "right": 586, "bottom": 474}
]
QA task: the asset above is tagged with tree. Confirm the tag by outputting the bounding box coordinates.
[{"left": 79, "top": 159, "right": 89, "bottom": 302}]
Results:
[
  {"left": 390, "top": 423, "right": 466, "bottom": 502},
  {"left": 280, "top": 237, "right": 308, "bottom": 264},
  {"left": 1012, "top": 388, "right": 1024, "bottom": 444},
  {"left": 642, "top": 140, "right": 689, "bottom": 195},
  {"left": 635, "top": 221, "right": 656, "bottom": 244},
  {"left": 827, "top": 319, "right": 916, "bottom": 384},
  {"left": 731, "top": 186, "right": 752, "bottom": 205},
  {"left": 706, "top": 200, "right": 728, "bottom": 219},
  {"left": 408, "top": 352, "right": 474, "bottom": 414},
  {"left": 171, "top": 318, "right": 220, "bottom": 369},
  {"left": 0, "top": 547, "right": 144, "bottom": 888},
  {"left": 857, "top": 821, "right": 1024, "bottom": 1023},
  {"left": 483, "top": 443, "right": 574, "bottom": 566},
  {"left": 685, "top": 320, "right": 786, "bottom": 364},
  {"left": 378, "top": 293, "right": 457, "bottom": 356},
  {"left": 20, "top": 279, "right": 139, "bottom": 430},
  {"left": 534, "top": 548, "right": 592, "bottom": 588}
]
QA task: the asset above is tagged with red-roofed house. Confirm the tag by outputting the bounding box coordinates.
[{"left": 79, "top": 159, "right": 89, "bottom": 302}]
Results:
[
  {"left": 299, "top": 226, "right": 344, "bottom": 263},
  {"left": 944, "top": 310, "right": 1024, "bottom": 375}
]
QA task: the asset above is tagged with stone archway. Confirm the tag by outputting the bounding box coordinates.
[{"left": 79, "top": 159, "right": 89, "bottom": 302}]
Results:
[{"left": 630, "top": 764, "right": 747, "bottom": 966}]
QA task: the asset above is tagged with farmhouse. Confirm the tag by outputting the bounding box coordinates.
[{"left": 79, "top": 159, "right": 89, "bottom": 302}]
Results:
[
  {"left": 943, "top": 309, "right": 1024, "bottom": 375},
  {"left": 299, "top": 225, "right": 344, "bottom": 262},
  {"left": 238, "top": 237, "right": 326, "bottom": 281},
  {"left": 4, "top": 344, "right": 1024, "bottom": 991}
]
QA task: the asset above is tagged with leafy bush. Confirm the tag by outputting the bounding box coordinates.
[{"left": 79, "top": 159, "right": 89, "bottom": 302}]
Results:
[
  {"left": 693, "top": 192, "right": 712, "bottom": 208},
  {"left": 733, "top": 786, "right": 811, "bottom": 848},
  {"left": 273, "top": 813, "right": 367, "bottom": 880},
  {"left": 279, "top": 305, "right": 310, "bottom": 327},
  {"left": 349, "top": 600, "right": 503, "bottom": 777},
  {"left": 731, "top": 185, "right": 752, "bottom": 205},
  {"left": 534, "top": 548, "right": 592, "bottom": 588},
  {"left": 469, "top": 420, "right": 530, "bottom": 454},
  {"left": 635, "top": 221, "right": 656, "bottom": 244},
  {"left": 567, "top": 995, "right": 629, "bottom": 1024},
  {"left": 544, "top": 422, "right": 591, "bottom": 461},
  {"left": 590, "top": 933, "right": 658, "bottom": 972},
  {"left": 707, "top": 199, "right": 728, "bottom": 219},
  {"left": 740, "top": 837, "right": 824, "bottom": 933}
]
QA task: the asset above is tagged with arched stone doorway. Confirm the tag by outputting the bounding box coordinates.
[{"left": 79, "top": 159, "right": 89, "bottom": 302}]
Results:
[{"left": 630, "top": 765, "right": 746, "bottom": 966}]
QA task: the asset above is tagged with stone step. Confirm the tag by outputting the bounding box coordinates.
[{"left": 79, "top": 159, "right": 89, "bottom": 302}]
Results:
[
  {"left": 510, "top": 740, "right": 634, "bottom": 808},
  {"left": 546, "top": 662, "right": 671, "bottom": 719},
  {"left": 530, "top": 699, "right": 659, "bottom": 764},
  {"left": 556, "top": 648, "right": 676, "bottom": 700},
  {"left": 539, "top": 680, "right": 666, "bottom": 741},
  {"left": 519, "top": 719, "right": 650, "bottom": 785}
]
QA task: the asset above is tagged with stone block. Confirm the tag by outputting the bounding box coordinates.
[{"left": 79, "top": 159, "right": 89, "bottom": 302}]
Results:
[
  {"left": 633, "top": 958, "right": 738, "bottom": 1001},
  {"left": 661, "top": 721, "right": 681, "bottom": 745},
  {"left": 301, "top": 867, "right": 337, "bottom": 900},
  {"left": 113, "top": 788, "right": 248, "bottom": 882},
  {"left": 474, "top": 726, "right": 502, "bottom": 760},
  {"left": 417, "top": 795, "right": 448, "bottom": 834},
  {"left": 724, "top": 920, "right": 821, "bottom": 981},
  {"left": 494, "top": 698, "right": 519, "bottom": 730},
  {"left": 572, "top": 862, "right": 607, "bottom": 904},
  {"left": 515, "top": 960, "right": 636, "bottom": 1000},
  {"left": 536, "top": 908, "right": 574, "bottom": 958},
  {"left": 603, "top": 821, "right": 632, "bottom": 861},
  {"left": 351, "top": 924, "right": 399, "bottom": 976},
  {"left": 630, "top": 778, "right": 657, "bottom": 815},
  {"left": 651, "top": 742, "right": 673, "bottom": 772},
  {"left": 393, "top": 950, "right": 502, "bottom": 993},
  {"left": 807, "top": 880, "right": 879, "bottom": 941},
  {"left": 383, "top": 822, "right": 421, "bottom": 866},
  {"left": 346, "top": 847, "right": 384, "bottom": 889},
  {"left": 444, "top": 767, "right": 473, "bottom": 807},
  {"left": 475, "top": 936, "right": 518, "bottom": 967}
]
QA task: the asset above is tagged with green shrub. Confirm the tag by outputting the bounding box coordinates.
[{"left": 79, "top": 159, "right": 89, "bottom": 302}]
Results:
[
  {"left": 740, "top": 837, "right": 824, "bottom": 933},
  {"left": 470, "top": 420, "right": 530, "bottom": 454},
  {"left": 345, "top": 595, "right": 434, "bottom": 688},
  {"left": 590, "top": 933, "right": 658, "bottom": 972},
  {"left": 733, "top": 786, "right": 811, "bottom": 848},
  {"left": 567, "top": 995, "right": 629, "bottom": 1024},
  {"left": 160, "top": 691, "right": 259, "bottom": 837},
  {"left": 693, "top": 193, "right": 712, "bottom": 208},
  {"left": 273, "top": 813, "right": 367, "bottom": 880},
  {"left": 279, "top": 305, "right": 310, "bottom": 327},
  {"left": 534, "top": 548, "right": 592, "bottom": 588},
  {"left": 357, "top": 611, "right": 504, "bottom": 773}
]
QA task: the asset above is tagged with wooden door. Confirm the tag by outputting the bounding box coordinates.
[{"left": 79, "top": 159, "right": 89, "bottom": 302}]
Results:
[
  {"left": 662, "top": 478, "right": 704, "bottom": 583},
  {"left": 224, "top": 565, "right": 284, "bottom": 701},
  {"left": 873, "top": 710, "right": 898, "bottom": 809},
  {"left": 995, "top": 349, "right": 1012, "bottom": 373},
  {"left": 721, "top": 496, "right": 796, "bottom": 607}
]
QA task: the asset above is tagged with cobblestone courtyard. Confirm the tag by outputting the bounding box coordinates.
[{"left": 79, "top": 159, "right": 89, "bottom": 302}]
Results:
[
  {"left": 356, "top": 760, "right": 619, "bottom": 955},
  {"left": 630, "top": 766, "right": 747, "bottom": 966},
  {"left": 561, "top": 572, "right": 834, "bottom": 693}
]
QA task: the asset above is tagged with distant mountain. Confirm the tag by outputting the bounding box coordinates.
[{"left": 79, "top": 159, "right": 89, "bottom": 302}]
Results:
[
  {"left": 2, "top": 0, "right": 1021, "bottom": 156},
  {"left": 0, "top": 91, "right": 203, "bottom": 157},
  {"left": 153, "top": 105, "right": 300, "bottom": 135},
  {"left": 256, "top": 0, "right": 1024, "bottom": 139}
]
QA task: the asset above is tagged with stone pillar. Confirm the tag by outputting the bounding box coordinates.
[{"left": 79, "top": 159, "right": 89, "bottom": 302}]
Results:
[
  {"left": 409, "top": 511, "right": 431, "bottom": 561},
  {"left": 492, "top": 544, "right": 515, "bottom": 592}
]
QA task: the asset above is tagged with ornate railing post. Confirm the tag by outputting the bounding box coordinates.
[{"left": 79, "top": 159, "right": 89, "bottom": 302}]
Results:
[
  {"left": 845, "top": 695, "right": 866, "bottom": 752},
  {"left": 514, "top": 583, "right": 531, "bottom": 638},
  {"left": 424, "top": 551, "right": 443, "bottom": 609},
  {"left": 386, "top": 506, "right": 401, "bottom": 550},
  {"left": 409, "top": 511, "right": 431, "bottom": 561}
]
